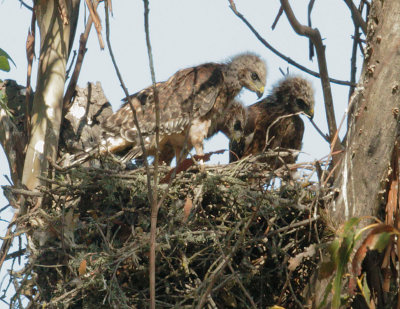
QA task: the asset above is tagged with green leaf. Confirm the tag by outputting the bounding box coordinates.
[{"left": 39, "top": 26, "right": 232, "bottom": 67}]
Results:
[
  {"left": 0, "top": 56, "right": 10, "bottom": 72},
  {"left": 0, "top": 48, "right": 16, "bottom": 72},
  {"left": 331, "top": 218, "right": 361, "bottom": 309},
  {"left": 372, "top": 232, "right": 391, "bottom": 252},
  {"left": 343, "top": 217, "right": 360, "bottom": 236},
  {"left": 361, "top": 275, "right": 370, "bottom": 303},
  {"left": 319, "top": 260, "right": 336, "bottom": 279}
]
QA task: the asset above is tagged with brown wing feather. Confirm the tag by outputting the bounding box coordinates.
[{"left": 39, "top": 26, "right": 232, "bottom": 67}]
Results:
[
  {"left": 268, "top": 116, "right": 304, "bottom": 151},
  {"left": 101, "top": 63, "right": 225, "bottom": 161},
  {"left": 103, "top": 63, "right": 224, "bottom": 140},
  {"left": 263, "top": 116, "right": 304, "bottom": 166},
  {"left": 241, "top": 100, "right": 276, "bottom": 157},
  {"left": 229, "top": 98, "right": 305, "bottom": 165}
]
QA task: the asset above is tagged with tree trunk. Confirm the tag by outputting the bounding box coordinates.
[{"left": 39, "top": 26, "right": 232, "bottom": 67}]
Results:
[
  {"left": 314, "top": 0, "right": 400, "bottom": 304},
  {"left": 330, "top": 0, "right": 400, "bottom": 227},
  {"left": 22, "top": 0, "right": 79, "bottom": 191}
]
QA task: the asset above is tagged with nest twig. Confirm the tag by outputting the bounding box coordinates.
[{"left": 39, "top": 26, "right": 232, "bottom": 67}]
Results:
[{"left": 5, "top": 154, "right": 328, "bottom": 308}]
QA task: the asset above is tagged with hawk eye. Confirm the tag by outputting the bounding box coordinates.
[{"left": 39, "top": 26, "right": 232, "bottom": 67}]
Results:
[
  {"left": 251, "top": 72, "right": 259, "bottom": 81},
  {"left": 296, "top": 98, "right": 307, "bottom": 111}
]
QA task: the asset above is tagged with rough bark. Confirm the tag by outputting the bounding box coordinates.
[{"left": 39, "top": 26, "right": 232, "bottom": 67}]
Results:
[
  {"left": 0, "top": 80, "right": 31, "bottom": 184},
  {"left": 314, "top": 0, "right": 400, "bottom": 305},
  {"left": 330, "top": 0, "right": 400, "bottom": 227},
  {"left": 22, "top": 0, "right": 80, "bottom": 191},
  {"left": 60, "top": 81, "right": 112, "bottom": 156},
  {"left": 0, "top": 80, "right": 112, "bottom": 172}
]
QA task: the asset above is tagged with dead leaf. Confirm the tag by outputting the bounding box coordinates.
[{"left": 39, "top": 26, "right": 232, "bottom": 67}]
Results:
[
  {"left": 386, "top": 146, "right": 399, "bottom": 225},
  {"left": 352, "top": 224, "right": 395, "bottom": 277},
  {"left": 160, "top": 149, "right": 225, "bottom": 184},
  {"left": 183, "top": 198, "right": 193, "bottom": 223},
  {"left": 26, "top": 30, "right": 35, "bottom": 62},
  {"left": 79, "top": 259, "right": 87, "bottom": 276}
]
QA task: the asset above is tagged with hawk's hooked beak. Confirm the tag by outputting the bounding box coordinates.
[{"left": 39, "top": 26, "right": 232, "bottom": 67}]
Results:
[
  {"left": 305, "top": 107, "right": 314, "bottom": 119},
  {"left": 256, "top": 86, "right": 264, "bottom": 99}
]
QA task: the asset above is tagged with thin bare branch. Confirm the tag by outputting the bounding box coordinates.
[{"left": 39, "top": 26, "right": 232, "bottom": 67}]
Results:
[
  {"left": 208, "top": 220, "right": 257, "bottom": 309},
  {"left": 271, "top": 6, "right": 283, "bottom": 30},
  {"left": 309, "top": 118, "right": 330, "bottom": 143},
  {"left": 348, "top": 1, "right": 365, "bottom": 100},
  {"left": 267, "top": 216, "right": 319, "bottom": 236},
  {"left": 58, "top": 0, "right": 70, "bottom": 25},
  {"left": 104, "top": 1, "right": 154, "bottom": 205},
  {"left": 279, "top": 0, "right": 342, "bottom": 169},
  {"left": 4, "top": 249, "right": 26, "bottom": 261},
  {"left": 65, "top": 50, "right": 77, "bottom": 80},
  {"left": 196, "top": 204, "right": 260, "bottom": 309},
  {"left": 18, "top": 0, "right": 32, "bottom": 10},
  {"left": 85, "top": 0, "right": 104, "bottom": 49},
  {"left": 349, "top": 26, "right": 361, "bottom": 100},
  {"left": 228, "top": 0, "right": 237, "bottom": 13},
  {"left": 63, "top": 0, "right": 98, "bottom": 112},
  {"left": 307, "top": 0, "right": 315, "bottom": 60},
  {"left": 25, "top": 11, "right": 36, "bottom": 140},
  {"left": 0, "top": 213, "right": 18, "bottom": 274},
  {"left": 228, "top": 2, "right": 355, "bottom": 87},
  {"left": 5, "top": 187, "right": 43, "bottom": 197},
  {"left": 143, "top": 1, "right": 160, "bottom": 308},
  {"left": 343, "top": 0, "right": 367, "bottom": 35}
]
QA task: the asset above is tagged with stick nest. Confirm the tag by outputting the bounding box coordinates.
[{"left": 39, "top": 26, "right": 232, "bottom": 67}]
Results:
[{"left": 12, "top": 156, "right": 329, "bottom": 308}]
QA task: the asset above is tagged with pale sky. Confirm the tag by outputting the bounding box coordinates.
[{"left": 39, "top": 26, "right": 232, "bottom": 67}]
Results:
[{"left": 0, "top": 0, "right": 362, "bottom": 303}]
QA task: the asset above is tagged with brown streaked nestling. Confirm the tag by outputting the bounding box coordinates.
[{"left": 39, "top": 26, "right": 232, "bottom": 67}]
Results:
[
  {"left": 229, "top": 76, "right": 315, "bottom": 167},
  {"left": 101, "top": 53, "right": 267, "bottom": 165}
]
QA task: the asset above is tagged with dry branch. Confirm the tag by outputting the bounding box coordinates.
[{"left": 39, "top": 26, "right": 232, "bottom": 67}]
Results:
[
  {"left": 343, "top": 0, "right": 367, "bottom": 35},
  {"left": 0, "top": 213, "right": 18, "bottom": 274},
  {"left": 25, "top": 11, "right": 35, "bottom": 139},
  {"left": 63, "top": 0, "right": 99, "bottom": 112},
  {"left": 84, "top": 0, "right": 104, "bottom": 49},
  {"left": 143, "top": 0, "right": 161, "bottom": 307},
  {"left": 307, "top": 0, "right": 316, "bottom": 61},
  {"left": 8, "top": 156, "right": 325, "bottom": 308},
  {"left": 279, "top": 0, "right": 343, "bottom": 169},
  {"left": 228, "top": 1, "right": 355, "bottom": 87},
  {"left": 103, "top": 0, "right": 154, "bottom": 205}
]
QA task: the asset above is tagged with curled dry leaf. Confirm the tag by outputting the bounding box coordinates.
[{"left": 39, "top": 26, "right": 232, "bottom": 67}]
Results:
[
  {"left": 183, "top": 197, "right": 193, "bottom": 223},
  {"left": 351, "top": 224, "right": 395, "bottom": 277},
  {"left": 26, "top": 31, "right": 35, "bottom": 62},
  {"left": 160, "top": 149, "right": 225, "bottom": 184},
  {"left": 79, "top": 259, "right": 87, "bottom": 276}
]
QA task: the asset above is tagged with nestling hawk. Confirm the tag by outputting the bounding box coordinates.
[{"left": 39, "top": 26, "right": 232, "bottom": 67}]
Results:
[
  {"left": 228, "top": 76, "right": 315, "bottom": 166},
  {"left": 101, "top": 53, "right": 267, "bottom": 164}
]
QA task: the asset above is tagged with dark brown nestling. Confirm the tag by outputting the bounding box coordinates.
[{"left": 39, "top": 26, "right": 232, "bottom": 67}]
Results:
[
  {"left": 101, "top": 53, "right": 267, "bottom": 164},
  {"left": 228, "top": 76, "right": 315, "bottom": 167}
]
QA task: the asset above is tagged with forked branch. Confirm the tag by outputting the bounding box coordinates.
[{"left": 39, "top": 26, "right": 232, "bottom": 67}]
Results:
[
  {"left": 279, "top": 0, "right": 342, "bottom": 166},
  {"left": 228, "top": 1, "right": 355, "bottom": 87},
  {"left": 63, "top": 0, "right": 98, "bottom": 113},
  {"left": 343, "top": 0, "right": 367, "bottom": 35},
  {"left": 104, "top": 1, "right": 153, "bottom": 205}
]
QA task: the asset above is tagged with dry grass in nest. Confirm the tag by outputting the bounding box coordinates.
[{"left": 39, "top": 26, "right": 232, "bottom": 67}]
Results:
[{"left": 7, "top": 154, "right": 328, "bottom": 308}]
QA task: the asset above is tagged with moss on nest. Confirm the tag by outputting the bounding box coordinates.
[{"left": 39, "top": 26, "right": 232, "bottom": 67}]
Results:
[{"left": 13, "top": 156, "right": 326, "bottom": 308}]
